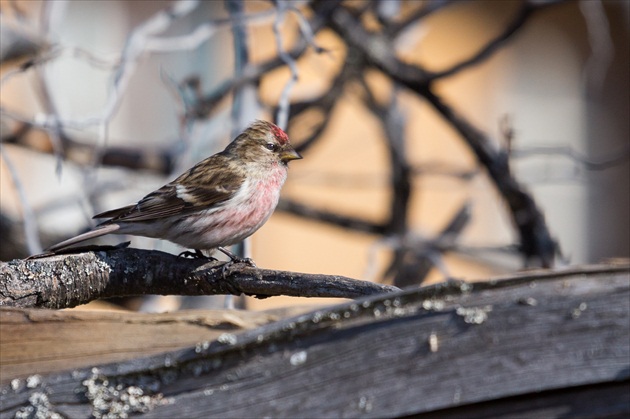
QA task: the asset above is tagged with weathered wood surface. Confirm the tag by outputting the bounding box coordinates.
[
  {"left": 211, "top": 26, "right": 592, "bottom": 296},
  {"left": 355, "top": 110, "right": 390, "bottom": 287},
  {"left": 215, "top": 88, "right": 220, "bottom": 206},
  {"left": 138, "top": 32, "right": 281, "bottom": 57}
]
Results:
[
  {"left": 0, "top": 306, "right": 311, "bottom": 386},
  {"left": 1, "top": 264, "right": 628, "bottom": 418},
  {"left": 0, "top": 248, "right": 399, "bottom": 308}
]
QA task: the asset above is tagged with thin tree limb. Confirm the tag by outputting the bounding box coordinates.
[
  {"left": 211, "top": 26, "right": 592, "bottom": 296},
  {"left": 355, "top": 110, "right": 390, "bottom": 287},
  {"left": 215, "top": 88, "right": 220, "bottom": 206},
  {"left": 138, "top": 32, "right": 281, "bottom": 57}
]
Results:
[
  {"left": 427, "top": 1, "right": 565, "bottom": 81},
  {"left": 387, "top": 0, "right": 458, "bottom": 37},
  {"left": 0, "top": 248, "right": 399, "bottom": 309},
  {"left": 420, "top": 88, "right": 557, "bottom": 266},
  {"left": 273, "top": 2, "right": 299, "bottom": 130},
  {"left": 278, "top": 45, "right": 358, "bottom": 153},
  {"left": 276, "top": 198, "right": 388, "bottom": 235}
]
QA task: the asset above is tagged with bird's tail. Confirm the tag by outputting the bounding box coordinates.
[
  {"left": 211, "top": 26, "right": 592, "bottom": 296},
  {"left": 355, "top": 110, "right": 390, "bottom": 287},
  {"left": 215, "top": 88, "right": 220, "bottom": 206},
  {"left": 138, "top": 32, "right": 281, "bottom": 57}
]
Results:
[{"left": 47, "top": 223, "right": 121, "bottom": 252}]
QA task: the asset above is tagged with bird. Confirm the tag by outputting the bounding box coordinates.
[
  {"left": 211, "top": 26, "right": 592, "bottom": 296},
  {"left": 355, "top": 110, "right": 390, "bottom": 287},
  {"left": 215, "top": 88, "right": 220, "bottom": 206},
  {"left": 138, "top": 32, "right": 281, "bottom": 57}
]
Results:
[{"left": 45, "top": 120, "right": 302, "bottom": 260}]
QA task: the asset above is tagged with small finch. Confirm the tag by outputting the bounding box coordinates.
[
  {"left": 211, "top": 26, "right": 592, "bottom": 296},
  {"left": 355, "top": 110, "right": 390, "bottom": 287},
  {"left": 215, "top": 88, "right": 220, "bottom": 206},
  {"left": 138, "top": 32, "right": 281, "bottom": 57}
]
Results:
[{"left": 47, "top": 120, "right": 302, "bottom": 259}]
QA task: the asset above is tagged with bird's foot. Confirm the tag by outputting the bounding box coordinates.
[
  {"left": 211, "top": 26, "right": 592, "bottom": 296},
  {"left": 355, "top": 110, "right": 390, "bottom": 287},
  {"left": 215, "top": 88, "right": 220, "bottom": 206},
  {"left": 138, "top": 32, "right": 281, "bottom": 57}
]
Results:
[
  {"left": 217, "top": 247, "right": 257, "bottom": 268},
  {"left": 216, "top": 247, "right": 257, "bottom": 296},
  {"left": 219, "top": 262, "right": 242, "bottom": 296}
]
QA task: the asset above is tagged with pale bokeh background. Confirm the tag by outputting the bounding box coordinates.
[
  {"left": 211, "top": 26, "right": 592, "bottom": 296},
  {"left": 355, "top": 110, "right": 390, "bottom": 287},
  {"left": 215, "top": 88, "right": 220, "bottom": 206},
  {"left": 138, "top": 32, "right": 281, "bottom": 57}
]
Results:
[{"left": 1, "top": 0, "right": 628, "bottom": 311}]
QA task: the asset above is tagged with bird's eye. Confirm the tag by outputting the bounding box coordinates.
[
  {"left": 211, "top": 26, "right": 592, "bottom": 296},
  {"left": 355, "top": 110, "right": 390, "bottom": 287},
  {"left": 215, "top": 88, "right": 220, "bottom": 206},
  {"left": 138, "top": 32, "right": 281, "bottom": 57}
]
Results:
[{"left": 265, "top": 142, "right": 278, "bottom": 152}]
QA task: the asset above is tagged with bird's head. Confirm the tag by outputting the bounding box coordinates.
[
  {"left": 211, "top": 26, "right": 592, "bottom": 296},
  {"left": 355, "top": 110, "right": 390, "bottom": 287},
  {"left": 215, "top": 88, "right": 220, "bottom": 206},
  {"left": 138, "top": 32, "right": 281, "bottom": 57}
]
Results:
[{"left": 227, "top": 120, "right": 302, "bottom": 166}]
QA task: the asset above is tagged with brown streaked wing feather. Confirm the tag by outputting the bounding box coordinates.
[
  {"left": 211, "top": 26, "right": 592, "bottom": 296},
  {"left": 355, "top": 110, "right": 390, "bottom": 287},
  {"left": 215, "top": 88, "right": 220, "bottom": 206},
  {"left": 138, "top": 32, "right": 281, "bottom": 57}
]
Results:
[
  {"left": 108, "top": 185, "right": 187, "bottom": 222},
  {"left": 96, "top": 155, "right": 244, "bottom": 223},
  {"left": 93, "top": 204, "right": 136, "bottom": 219}
]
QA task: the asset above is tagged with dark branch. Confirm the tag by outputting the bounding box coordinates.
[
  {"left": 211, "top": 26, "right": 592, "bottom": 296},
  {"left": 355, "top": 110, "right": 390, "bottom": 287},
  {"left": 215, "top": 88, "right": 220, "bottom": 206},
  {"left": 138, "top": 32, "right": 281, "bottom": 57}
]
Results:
[
  {"left": 277, "top": 198, "right": 388, "bottom": 235},
  {"left": 387, "top": 0, "right": 459, "bottom": 37},
  {"left": 0, "top": 248, "right": 399, "bottom": 309},
  {"left": 280, "top": 46, "right": 359, "bottom": 154},
  {"left": 2, "top": 120, "right": 176, "bottom": 175},
  {"left": 428, "top": 1, "right": 566, "bottom": 80},
  {"left": 420, "top": 88, "right": 556, "bottom": 266},
  {"left": 360, "top": 78, "right": 411, "bottom": 235},
  {"left": 390, "top": 203, "right": 472, "bottom": 288},
  {"left": 512, "top": 144, "right": 630, "bottom": 171},
  {"left": 322, "top": 4, "right": 433, "bottom": 88}
]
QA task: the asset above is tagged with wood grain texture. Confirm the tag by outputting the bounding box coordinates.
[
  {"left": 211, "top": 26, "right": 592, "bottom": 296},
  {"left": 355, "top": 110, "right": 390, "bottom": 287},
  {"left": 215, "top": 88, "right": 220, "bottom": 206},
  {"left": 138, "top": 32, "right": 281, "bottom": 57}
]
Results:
[
  {"left": 1, "top": 264, "right": 628, "bottom": 418},
  {"left": 0, "top": 306, "right": 311, "bottom": 385}
]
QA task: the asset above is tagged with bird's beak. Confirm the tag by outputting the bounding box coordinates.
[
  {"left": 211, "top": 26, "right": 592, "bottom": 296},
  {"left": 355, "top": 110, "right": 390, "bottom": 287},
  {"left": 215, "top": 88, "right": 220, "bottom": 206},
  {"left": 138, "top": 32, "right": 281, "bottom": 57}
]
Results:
[{"left": 280, "top": 146, "right": 302, "bottom": 163}]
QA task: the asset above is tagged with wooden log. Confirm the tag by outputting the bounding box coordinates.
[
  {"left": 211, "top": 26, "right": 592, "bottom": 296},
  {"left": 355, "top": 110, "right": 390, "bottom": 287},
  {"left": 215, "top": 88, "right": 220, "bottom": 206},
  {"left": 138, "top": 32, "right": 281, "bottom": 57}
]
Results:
[{"left": 0, "top": 264, "right": 628, "bottom": 418}]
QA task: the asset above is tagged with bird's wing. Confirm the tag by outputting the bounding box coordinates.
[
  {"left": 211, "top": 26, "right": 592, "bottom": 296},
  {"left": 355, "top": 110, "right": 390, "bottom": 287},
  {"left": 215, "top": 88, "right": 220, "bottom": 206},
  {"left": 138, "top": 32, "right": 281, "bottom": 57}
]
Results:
[
  {"left": 94, "top": 155, "right": 244, "bottom": 223},
  {"left": 93, "top": 204, "right": 136, "bottom": 220}
]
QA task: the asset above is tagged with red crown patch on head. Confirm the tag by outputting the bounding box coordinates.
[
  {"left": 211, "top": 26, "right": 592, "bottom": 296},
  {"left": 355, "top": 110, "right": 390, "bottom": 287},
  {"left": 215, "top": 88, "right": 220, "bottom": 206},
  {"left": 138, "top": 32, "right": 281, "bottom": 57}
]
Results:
[{"left": 270, "top": 123, "right": 289, "bottom": 145}]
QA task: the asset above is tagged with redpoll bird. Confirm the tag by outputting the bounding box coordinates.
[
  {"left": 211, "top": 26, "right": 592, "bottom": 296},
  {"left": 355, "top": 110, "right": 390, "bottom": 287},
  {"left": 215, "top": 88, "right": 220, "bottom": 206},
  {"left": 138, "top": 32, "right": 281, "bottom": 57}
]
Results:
[{"left": 47, "top": 120, "right": 302, "bottom": 259}]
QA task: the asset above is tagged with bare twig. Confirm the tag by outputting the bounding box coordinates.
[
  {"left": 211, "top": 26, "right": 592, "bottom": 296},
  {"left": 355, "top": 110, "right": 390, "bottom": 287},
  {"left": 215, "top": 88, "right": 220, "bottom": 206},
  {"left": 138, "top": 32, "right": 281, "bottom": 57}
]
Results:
[
  {"left": 323, "top": 4, "right": 433, "bottom": 88},
  {"left": 579, "top": 0, "right": 614, "bottom": 95},
  {"left": 391, "top": 203, "right": 471, "bottom": 287},
  {"left": 277, "top": 198, "right": 388, "bottom": 235},
  {"left": 187, "top": 20, "right": 324, "bottom": 120},
  {"left": 361, "top": 82, "right": 410, "bottom": 235},
  {"left": 279, "top": 44, "right": 356, "bottom": 153},
  {"left": 361, "top": 80, "right": 414, "bottom": 281},
  {"left": 512, "top": 144, "right": 630, "bottom": 171},
  {"left": 387, "top": 0, "right": 458, "bottom": 37},
  {"left": 421, "top": 88, "right": 557, "bottom": 266},
  {"left": 227, "top": 0, "right": 259, "bottom": 134},
  {"left": 0, "top": 117, "right": 177, "bottom": 174},
  {"left": 427, "top": 1, "right": 554, "bottom": 81},
  {"left": 273, "top": 1, "right": 299, "bottom": 130}
]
